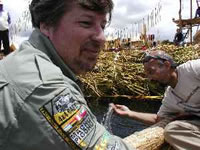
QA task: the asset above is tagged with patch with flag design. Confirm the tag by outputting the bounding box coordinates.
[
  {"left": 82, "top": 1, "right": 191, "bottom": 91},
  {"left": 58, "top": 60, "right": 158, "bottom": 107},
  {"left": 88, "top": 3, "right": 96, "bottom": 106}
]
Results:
[{"left": 39, "top": 93, "right": 95, "bottom": 149}]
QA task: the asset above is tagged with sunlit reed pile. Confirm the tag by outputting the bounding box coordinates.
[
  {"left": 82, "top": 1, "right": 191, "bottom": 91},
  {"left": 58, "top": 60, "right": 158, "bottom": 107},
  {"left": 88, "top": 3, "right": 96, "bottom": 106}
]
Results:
[{"left": 79, "top": 44, "right": 200, "bottom": 99}]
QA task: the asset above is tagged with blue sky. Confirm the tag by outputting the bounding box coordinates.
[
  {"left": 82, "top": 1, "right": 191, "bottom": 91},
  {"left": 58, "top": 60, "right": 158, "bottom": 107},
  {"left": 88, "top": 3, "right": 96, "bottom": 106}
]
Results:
[{"left": 3, "top": 0, "right": 199, "bottom": 46}]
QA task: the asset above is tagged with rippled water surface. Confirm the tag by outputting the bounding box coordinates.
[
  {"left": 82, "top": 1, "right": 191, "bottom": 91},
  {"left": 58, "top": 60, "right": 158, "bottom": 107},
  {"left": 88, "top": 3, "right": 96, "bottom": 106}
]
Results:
[{"left": 87, "top": 98, "right": 161, "bottom": 138}]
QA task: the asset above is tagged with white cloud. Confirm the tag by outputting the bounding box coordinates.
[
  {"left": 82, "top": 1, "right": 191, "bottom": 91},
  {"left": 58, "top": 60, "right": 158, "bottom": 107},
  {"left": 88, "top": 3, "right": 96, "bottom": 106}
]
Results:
[
  {"left": 4, "top": 0, "right": 199, "bottom": 43},
  {"left": 106, "top": 0, "right": 198, "bottom": 41}
]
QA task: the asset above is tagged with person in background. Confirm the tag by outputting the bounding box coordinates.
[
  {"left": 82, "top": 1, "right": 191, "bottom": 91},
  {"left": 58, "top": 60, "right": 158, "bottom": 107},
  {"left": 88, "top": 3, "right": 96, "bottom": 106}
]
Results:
[
  {"left": 195, "top": 6, "right": 200, "bottom": 18},
  {"left": 0, "top": 0, "right": 135, "bottom": 150},
  {"left": 0, "top": 0, "right": 11, "bottom": 55},
  {"left": 152, "top": 41, "right": 157, "bottom": 47},
  {"left": 112, "top": 50, "right": 200, "bottom": 150},
  {"left": 173, "top": 28, "right": 183, "bottom": 46}
]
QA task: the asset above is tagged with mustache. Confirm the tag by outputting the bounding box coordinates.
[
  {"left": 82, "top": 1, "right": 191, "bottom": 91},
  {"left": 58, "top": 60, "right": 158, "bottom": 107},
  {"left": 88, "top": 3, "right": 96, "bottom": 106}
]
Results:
[
  {"left": 83, "top": 41, "right": 102, "bottom": 49},
  {"left": 150, "top": 80, "right": 167, "bottom": 87}
]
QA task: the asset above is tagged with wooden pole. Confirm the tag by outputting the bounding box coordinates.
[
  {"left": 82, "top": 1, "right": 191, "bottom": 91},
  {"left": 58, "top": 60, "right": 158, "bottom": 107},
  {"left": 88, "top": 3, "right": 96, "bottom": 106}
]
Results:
[
  {"left": 190, "top": 0, "right": 193, "bottom": 44},
  {"left": 179, "top": 0, "right": 182, "bottom": 30}
]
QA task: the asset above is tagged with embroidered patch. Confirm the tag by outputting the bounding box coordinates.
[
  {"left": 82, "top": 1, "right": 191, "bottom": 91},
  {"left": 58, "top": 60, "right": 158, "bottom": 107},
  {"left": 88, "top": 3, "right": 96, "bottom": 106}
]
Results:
[
  {"left": 70, "top": 114, "right": 94, "bottom": 145},
  {"left": 61, "top": 106, "right": 87, "bottom": 133},
  {"left": 39, "top": 94, "right": 95, "bottom": 149}
]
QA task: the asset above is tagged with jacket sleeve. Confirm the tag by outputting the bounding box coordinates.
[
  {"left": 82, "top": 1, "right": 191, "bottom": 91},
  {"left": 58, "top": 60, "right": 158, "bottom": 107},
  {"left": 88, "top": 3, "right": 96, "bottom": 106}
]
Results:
[
  {"left": 34, "top": 53, "right": 134, "bottom": 149},
  {"left": 39, "top": 86, "right": 134, "bottom": 150},
  {"left": 0, "top": 73, "right": 22, "bottom": 147}
]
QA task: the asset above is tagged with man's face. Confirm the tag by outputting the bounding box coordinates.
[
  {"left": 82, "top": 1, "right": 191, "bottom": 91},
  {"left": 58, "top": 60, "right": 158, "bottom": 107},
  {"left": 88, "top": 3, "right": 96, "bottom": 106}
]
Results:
[
  {"left": 41, "top": 3, "right": 107, "bottom": 74},
  {"left": 144, "top": 59, "right": 171, "bottom": 85}
]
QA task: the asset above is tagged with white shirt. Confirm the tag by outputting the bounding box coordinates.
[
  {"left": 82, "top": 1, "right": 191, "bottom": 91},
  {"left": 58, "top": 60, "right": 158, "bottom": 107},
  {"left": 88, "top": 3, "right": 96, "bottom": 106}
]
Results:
[
  {"left": 0, "top": 10, "right": 10, "bottom": 31},
  {"left": 157, "top": 59, "right": 200, "bottom": 118}
]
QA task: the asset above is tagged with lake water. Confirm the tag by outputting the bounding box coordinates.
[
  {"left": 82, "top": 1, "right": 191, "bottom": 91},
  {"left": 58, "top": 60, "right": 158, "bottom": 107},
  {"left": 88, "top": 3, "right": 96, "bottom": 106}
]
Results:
[{"left": 86, "top": 97, "right": 161, "bottom": 138}]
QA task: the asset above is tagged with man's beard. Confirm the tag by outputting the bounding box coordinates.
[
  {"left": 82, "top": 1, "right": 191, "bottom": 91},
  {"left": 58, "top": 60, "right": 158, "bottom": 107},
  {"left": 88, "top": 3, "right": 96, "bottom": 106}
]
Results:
[
  {"left": 151, "top": 80, "right": 168, "bottom": 88},
  {"left": 158, "top": 82, "right": 168, "bottom": 88},
  {"left": 74, "top": 57, "right": 97, "bottom": 74}
]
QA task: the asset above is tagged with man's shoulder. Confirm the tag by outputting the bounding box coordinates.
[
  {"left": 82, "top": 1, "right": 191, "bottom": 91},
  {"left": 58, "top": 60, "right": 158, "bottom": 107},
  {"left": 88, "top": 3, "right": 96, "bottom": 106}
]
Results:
[
  {"left": 179, "top": 59, "right": 200, "bottom": 71},
  {"left": 184, "top": 59, "right": 200, "bottom": 76},
  {"left": 3, "top": 43, "right": 64, "bottom": 95},
  {"left": 35, "top": 54, "right": 64, "bottom": 82}
]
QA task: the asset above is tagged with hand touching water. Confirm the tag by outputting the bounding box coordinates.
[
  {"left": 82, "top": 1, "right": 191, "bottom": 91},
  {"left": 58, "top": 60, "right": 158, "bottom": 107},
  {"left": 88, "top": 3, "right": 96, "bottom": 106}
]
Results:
[{"left": 110, "top": 104, "right": 131, "bottom": 117}]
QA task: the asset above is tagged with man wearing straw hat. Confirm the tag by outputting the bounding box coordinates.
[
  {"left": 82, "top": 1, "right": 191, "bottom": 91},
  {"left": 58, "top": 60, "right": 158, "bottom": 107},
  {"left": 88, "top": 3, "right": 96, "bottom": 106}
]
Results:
[{"left": 0, "top": 0, "right": 11, "bottom": 55}]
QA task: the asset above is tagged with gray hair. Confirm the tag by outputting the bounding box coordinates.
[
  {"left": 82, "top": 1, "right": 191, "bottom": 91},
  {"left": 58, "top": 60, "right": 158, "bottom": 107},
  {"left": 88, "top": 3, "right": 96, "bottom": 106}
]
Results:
[{"left": 143, "top": 50, "right": 177, "bottom": 68}]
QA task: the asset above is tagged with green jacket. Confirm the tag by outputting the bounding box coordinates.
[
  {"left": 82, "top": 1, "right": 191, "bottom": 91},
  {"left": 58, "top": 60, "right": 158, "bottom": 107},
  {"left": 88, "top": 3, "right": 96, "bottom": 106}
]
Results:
[{"left": 0, "top": 29, "right": 133, "bottom": 150}]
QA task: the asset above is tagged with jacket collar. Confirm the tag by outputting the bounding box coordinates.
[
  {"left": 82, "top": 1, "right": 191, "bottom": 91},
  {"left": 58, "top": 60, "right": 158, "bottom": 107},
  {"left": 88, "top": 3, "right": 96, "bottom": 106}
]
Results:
[{"left": 28, "top": 28, "right": 78, "bottom": 83}]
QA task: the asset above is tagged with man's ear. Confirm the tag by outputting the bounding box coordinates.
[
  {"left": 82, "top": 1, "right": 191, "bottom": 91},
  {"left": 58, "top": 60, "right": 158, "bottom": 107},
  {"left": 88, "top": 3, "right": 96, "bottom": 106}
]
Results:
[{"left": 40, "top": 23, "right": 53, "bottom": 38}]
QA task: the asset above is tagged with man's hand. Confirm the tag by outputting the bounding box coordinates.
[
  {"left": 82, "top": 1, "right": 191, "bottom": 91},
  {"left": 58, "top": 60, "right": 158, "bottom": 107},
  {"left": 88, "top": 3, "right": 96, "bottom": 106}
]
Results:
[
  {"left": 110, "top": 104, "right": 131, "bottom": 117},
  {"left": 110, "top": 103, "right": 159, "bottom": 125}
]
